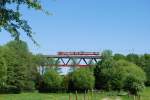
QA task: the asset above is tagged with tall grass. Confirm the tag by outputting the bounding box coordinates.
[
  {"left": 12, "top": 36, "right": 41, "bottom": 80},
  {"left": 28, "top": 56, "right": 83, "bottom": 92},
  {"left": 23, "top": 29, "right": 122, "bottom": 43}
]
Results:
[{"left": 0, "top": 87, "right": 150, "bottom": 100}]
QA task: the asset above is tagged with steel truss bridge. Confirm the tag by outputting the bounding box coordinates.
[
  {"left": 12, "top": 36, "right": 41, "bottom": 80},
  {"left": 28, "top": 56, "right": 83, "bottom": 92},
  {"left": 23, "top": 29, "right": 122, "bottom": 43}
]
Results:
[{"left": 45, "top": 52, "right": 102, "bottom": 67}]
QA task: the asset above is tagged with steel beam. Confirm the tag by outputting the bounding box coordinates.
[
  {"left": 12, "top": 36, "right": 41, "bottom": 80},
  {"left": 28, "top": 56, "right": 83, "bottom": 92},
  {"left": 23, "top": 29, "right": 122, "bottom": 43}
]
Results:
[{"left": 44, "top": 54, "right": 101, "bottom": 67}]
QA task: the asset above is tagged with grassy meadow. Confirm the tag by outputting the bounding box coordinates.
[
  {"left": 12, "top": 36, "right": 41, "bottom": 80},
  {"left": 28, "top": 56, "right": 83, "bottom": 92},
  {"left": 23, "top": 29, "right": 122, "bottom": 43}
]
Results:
[{"left": 0, "top": 87, "right": 150, "bottom": 100}]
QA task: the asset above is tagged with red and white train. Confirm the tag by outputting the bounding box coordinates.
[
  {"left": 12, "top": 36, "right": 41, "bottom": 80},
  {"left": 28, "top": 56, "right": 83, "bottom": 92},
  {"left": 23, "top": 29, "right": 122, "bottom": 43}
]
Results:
[{"left": 57, "top": 52, "right": 100, "bottom": 56}]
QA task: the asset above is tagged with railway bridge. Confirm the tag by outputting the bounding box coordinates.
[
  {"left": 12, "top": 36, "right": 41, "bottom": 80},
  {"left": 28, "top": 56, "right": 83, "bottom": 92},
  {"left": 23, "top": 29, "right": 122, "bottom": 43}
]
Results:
[{"left": 45, "top": 52, "right": 102, "bottom": 67}]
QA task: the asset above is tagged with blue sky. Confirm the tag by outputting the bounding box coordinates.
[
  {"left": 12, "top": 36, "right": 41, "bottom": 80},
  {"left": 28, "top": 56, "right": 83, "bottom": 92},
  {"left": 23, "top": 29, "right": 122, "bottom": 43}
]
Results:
[{"left": 0, "top": 0, "right": 150, "bottom": 55}]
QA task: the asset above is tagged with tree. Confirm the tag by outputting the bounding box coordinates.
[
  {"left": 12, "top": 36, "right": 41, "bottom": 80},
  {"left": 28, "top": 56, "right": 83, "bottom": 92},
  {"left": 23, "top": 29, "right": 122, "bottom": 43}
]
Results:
[
  {"left": 61, "top": 75, "right": 70, "bottom": 92},
  {"left": 94, "top": 50, "right": 114, "bottom": 89},
  {"left": 139, "top": 54, "right": 150, "bottom": 86},
  {"left": 123, "top": 66, "right": 146, "bottom": 95},
  {"left": 0, "top": 47, "right": 7, "bottom": 88},
  {"left": 101, "top": 50, "right": 113, "bottom": 59},
  {"left": 94, "top": 57, "right": 146, "bottom": 95},
  {"left": 114, "top": 53, "right": 126, "bottom": 61},
  {"left": 3, "top": 40, "right": 36, "bottom": 92},
  {"left": 126, "top": 53, "right": 140, "bottom": 65},
  {"left": 94, "top": 58, "right": 115, "bottom": 90},
  {"left": 115, "top": 60, "right": 146, "bottom": 95},
  {"left": 69, "top": 68, "right": 95, "bottom": 92},
  {"left": 38, "top": 69, "right": 62, "bottom": 93},
  {"left": 0, "top": 0, "right": 48, "bottom": 43}
]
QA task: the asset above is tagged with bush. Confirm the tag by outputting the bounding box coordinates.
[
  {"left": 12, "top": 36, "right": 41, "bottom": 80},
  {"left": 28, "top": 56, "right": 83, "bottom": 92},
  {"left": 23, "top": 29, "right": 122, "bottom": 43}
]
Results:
[
  {"left": 126, "top": 53, "right": 140, "bottom": 65},
  {"left": 0, "top": 56, "right": 7, "bottom": 88},
  {"left": 61, "top": 75, "right": 70, "bottom": 92},
  {"left": 123, "top": 65, "right": 146, "bottom": 95},
  {"left": 115, "top": 60, "right": 146, "bottom": 95},
  {"left": 38, "top": 69, "right": 62, "bottom": 93},
  {"left": 114, "top": 53, "right": 126, "bottom": 61},
  {"left": 0, "top": 41, "right": 37, "bottom": 92},
  {"left": 22, "top": 81, "right": 35, "bottom": 92},
  {"left": 103, "top": 66, "right": 126, "bottom": 91},
  {"left": 94, "top": 59, "right": 146, "bottom": 95},
  {"left": 94, "top": 59, "right": 126, "bottom": 91},
  {"left": 68, "top": 68, "right": 95, "bottom": 92},
  {"left": 138, "top": 54, "right": 150, "bottom": 86},
  {"left": 0, "top": 86, "right": 21, "bottom": 94},
  {"left": 94, "top": 56, "right": 115, "bottom": 90}
]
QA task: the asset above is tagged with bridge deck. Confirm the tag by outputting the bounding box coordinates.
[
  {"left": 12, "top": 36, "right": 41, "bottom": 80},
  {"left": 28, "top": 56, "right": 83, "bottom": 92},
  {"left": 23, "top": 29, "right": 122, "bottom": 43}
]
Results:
[
  {"left": 45, "top": 55, "right": 101, "bottom": 59},
  {"left": 44, "top": 53, "right": 102, "bottom": 67}
]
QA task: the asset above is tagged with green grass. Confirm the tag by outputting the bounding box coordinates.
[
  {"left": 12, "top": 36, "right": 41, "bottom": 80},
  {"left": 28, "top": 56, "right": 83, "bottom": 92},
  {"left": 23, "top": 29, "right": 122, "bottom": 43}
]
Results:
[
  {"left": 0, "top": 87, "right": 150, "bottom": 100},
  {"left": 140, "top": 87, "right": 150, "bottom": 100}
]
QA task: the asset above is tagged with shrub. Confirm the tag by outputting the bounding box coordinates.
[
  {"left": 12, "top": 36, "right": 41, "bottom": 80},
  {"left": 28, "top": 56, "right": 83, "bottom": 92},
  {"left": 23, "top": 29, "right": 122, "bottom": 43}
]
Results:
[
  {"left": 126, "top": 53, "right": 140, "bottom": 65},
  {"left": 39, "top": 69, "right": 62, "bottom": 92},
  {"left": 123, "top": 63, "right": 146, "bottom": 95},
  {"left": 94, "top": 59, "right": 146, "bottom": 95},
  {"left": 139, "top": 54, "right": 150, "bottom": 86},
  {"left": 114, "top": 53, "right": 126, "bottom": 61},
  {"left": 0, "top": 56, "right": 7, "bottom": 88},
  {"left": 102, "top": 66, "right": 126, "bottom": 91},
  {"left": 115, "top": 60, "right": 146, "bottom": 95},
  {"left": 61, "top": 75, "right": 70, "bottom": 92},
  {"left": 69, "top": 68, "right": 95, "bottom": 92},
  {"left": 94, "top": 56, "right": 115, "bottom": 90},
  {"left": 22, "top": 81, "right": 35, "bottom": 92},
  {"left": 1, "top": 41, "right": 37, "bottom": 92},
  {"left": 94, "top": 60, "right": 126, "bottom": 91},
  {"left": 0, "top": 86, "right": 21, "bottom": 94}
]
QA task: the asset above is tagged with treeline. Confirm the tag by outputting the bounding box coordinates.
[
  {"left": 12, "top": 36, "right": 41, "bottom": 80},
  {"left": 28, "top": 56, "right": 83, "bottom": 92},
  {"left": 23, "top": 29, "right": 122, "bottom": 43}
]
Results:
[
  {"left": 0, "top": 40, "right": 41, "bottom": 93},
  {"left": 0, "top": 41, "right": 150, "bottom": 96},
  {"left": 38, "top": 50, "right": 147, "bottom": 95}
]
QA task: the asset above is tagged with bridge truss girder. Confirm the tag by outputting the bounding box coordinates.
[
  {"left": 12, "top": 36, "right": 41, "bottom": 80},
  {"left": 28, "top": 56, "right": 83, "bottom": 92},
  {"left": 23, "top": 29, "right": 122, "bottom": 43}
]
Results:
[{"left": 46, "top": 56, "right": 101, "bottom": 67}]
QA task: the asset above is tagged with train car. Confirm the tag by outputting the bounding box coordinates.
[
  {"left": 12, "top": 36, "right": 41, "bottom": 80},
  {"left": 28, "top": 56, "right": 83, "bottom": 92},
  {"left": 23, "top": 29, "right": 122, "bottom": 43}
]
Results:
[{"left": 57, "top": 52, "right": 100, "bottom": 56}]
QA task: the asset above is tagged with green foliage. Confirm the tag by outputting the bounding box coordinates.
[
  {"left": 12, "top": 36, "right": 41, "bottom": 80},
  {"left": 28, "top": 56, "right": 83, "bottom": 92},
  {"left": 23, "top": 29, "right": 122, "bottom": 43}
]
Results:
[
  {"left": 116, "top": 60, "right": 146, "bottom": 95},
  {"left": 94, "top": 58, "right": 116, "bottom": 90},
  {"left": 61, "top": 75, "right": 69, "bottom": 92},
  {"left": 94, "top": 62, "right": 101, "bottom": 89},
  {"left": 0, "top": 45, "right": 23, "bottom": 93},
  {"left": 5, "top": 41, "right": 35, "bottom": 91},
  {"left": 69, "top": 68, "right": 95, "bottom": 92},
  {"left": 114, "top": 53, "right": 126, "bottom": 61},
  {"left": 103, "top": 66, "right": 126, "bottom": 91},
  {"left": 0, "top": 40, "right": 61, "bottom": 93},
  {"left": 0, "top": 44, "right": 149, "bottom": 94},
  {"left": 44, "top": 69, "right": 62, "bottom": 89},
  {"left": 138, "top": 54, "right": 150, "bottom": 86},
  {"left": 126, "top": 53, "right": 140, "bottom": 65},
  {"left": 0, "top": 86, "right": 21, "bottom": 94},
  {"left": 0, "top": 40, "right": 37, "bottom": 93},
  {"left": 0, "top": 0, "right": 47, "bottom": 43},
  {"left": 39, "top": 69, "right": 62, "bottom": 92},
  {"left": 126, "top": 54, "right": 150, "bottom": 87},
  {"left": 0, "top": 48, "right": 7, "bottom": 88},
  {"left": 94, "top": 50, "right": 146, "bottom": 95},
  {"left": 94, "top": 50, "right": 114, "bottom": 90},
  {"left": 123, "top": 65, "right": 146, "bottom": 95},
  {"left": 101, "top": 50, "right": 113, "bottom": 59}
]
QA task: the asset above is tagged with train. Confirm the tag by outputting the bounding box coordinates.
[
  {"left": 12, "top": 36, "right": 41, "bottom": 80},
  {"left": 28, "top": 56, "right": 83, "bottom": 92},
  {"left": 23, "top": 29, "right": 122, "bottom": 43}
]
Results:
[{"left": 57, "top": 52, "right": 100, "bottom": 56}]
